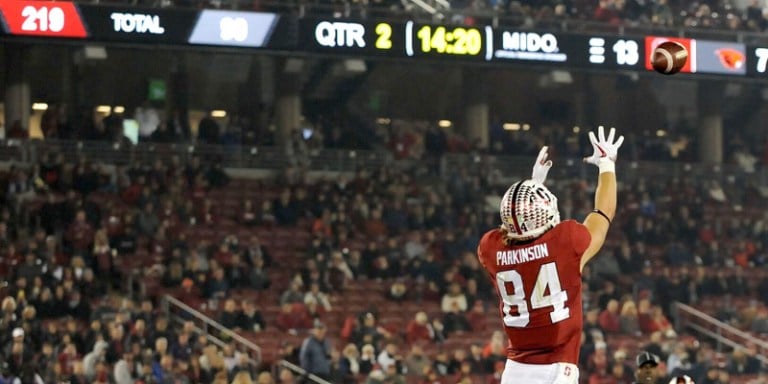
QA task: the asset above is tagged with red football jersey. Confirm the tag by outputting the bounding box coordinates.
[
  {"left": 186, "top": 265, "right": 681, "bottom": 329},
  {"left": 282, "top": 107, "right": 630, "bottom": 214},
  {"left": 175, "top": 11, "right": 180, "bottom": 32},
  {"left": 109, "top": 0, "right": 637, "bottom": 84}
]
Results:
[{"left": 477, "top": 220, "right": 591, "bottom": 365}]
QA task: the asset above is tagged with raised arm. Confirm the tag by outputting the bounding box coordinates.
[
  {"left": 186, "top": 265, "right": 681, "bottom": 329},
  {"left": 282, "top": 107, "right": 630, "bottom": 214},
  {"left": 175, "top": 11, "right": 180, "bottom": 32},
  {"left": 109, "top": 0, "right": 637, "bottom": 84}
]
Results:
[{"left": 580, "top": 126, "right": 623, "bottom": 272}]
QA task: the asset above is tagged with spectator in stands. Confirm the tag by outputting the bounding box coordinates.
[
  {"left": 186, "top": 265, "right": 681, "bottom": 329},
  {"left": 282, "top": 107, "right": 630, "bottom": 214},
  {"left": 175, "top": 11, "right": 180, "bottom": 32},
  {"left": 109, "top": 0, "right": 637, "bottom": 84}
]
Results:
[
  {"left": 249, "top": 254, "right": 271, "bottom": 291},
  {"left": 304, "top": 282, "right": 332, "bottom": 312},
  {"left": 205, "top": 267, "right": 230, "bottom": 300},
  {"left": 442, "top": 287, "right": 472, "bottom": 333},
  {"left": 727, "top": 347, "right": 761, "bottom": 375},
  {"left": 197, "top": 111, "right": 221, "bottom": 144},
  {"left": 219, "top": 299, "right": 242, "bottom": 330},
  {"left": 275, "top": 303, "right": 310, "bottom": 335},
  {"left": 338, "top": 343, "right": 361, "bottom": 382},
  {"left": 65, "top": 210, "right": 94, "bottom": 254},
  {"left": 405, "top": 312, "right": 434, "bottom": 345},
  {"left": 377, "top": 343, "right": 402, "bottom": 373},
  {"left": 440, "top": 282, "right": 468, "bottom": 313},
  {"left": 239, "top": 300, "right": 265, "bottom": 332},
  {"left": 280, "top": 280, "right": 304, "bottom": 305},
  {"left": 403, "top": 343, "right": 430, "bottom": 378},
  {"left": 619, "top": 300, "right": 641, "bottom": 336},
  {"left": 83, "top": 340, "right": 109, "bottom": 380},
  {"left": 481, "top": 331, "right": 506, "bottom": 368},
  {"left": 273, "top": 189, "right": 299, "bottom": 226},
  {"left": 113, "top": 352, "right": 137, "bottom": 384},
  {"left": 667, "top": 343, "right": 691, "bottom": 376},
  {"left": 699, "top": 365, "right": 724, "bottom": 384},
  {"left": 299, "top": 322, "right": 332, "bottom": 381},
  {"left": 599, "top": 299, "right": 621, "bottom": 333}
]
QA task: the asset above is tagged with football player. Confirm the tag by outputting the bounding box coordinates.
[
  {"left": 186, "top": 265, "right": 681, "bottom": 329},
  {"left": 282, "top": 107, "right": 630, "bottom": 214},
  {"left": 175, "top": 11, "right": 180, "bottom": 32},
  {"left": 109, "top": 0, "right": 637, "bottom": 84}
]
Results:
[{"left": 477, "top": 126, "right": 623, "bottom": 384}]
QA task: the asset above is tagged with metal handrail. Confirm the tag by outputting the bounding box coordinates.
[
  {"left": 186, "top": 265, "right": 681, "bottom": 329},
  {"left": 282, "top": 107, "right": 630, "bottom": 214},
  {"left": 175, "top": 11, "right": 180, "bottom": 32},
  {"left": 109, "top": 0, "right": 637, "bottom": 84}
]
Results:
[
  {"left": 277, "top": 360, "right": 334, "bottom": 384},
  {"left": 676, "top": 302, "right": 768, "bottom": 363},
  {"left": 163, "top": 294, "right": 263, "bottom": 364}
]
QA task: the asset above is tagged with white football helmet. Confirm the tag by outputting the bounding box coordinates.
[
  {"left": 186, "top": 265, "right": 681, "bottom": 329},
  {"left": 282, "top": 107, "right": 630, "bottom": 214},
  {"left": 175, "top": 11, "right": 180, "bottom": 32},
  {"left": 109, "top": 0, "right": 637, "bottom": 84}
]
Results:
[
  {"left": 669, "top": 376, "right": 694, "bottom": 384},
  {"left": 500, "top": 179, "right": 560, "bottom": 241}
]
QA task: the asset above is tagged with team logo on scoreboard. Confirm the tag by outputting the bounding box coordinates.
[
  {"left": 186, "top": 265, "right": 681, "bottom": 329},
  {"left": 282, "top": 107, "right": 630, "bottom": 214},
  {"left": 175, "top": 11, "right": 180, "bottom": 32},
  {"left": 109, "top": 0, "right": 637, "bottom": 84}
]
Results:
[
  {"left": 715, "top": 48, "right": 745, "bottom": 70},
  {"left": 495, "top": 31, "right": 567, "bottom": 62}
]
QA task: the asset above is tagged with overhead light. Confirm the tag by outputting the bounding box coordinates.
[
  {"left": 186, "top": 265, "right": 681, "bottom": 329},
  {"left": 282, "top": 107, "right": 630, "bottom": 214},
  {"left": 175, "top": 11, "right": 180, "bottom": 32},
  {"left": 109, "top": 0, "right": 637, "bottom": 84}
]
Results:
[
  {"left": 343, "top": 59, "right": 367, "bottom": 73},
  {"left": 503, "top": 123, "right": 521, "bottom": 131},
  {"left": 83, "top": 45, "right": 107, "bottom": 60},
  {"left": 573, "top": 126, "right": 580, "bottom": 133},
  {"left": 284, "top": 58, "right": 304, "bottom": 73},
  {"left": 522, "top": 124, "right": 531, "bottom": 131},
  {"left": 438, "top": 120, "right": 452, "bottom": 128},
  {"left": 656, "top": 129, "right": 667, "bottom": 137},
  {"left": 211, "top": 110, "right": 227, "bottom": 118},
  {"left": 32, "top": 103, "right": 48, "bottom": 111},
  {"left": 113, "top": 106, "right": 125, "bottom": 114},
  {"left": 96, "top": 105, "right": 111, "bottom": 114},
  {"left": 550, "top": 70, "right": 573, "bottom": 84},
  {"left": 376, "top": 117, "right": 391, "bottom": 125}
]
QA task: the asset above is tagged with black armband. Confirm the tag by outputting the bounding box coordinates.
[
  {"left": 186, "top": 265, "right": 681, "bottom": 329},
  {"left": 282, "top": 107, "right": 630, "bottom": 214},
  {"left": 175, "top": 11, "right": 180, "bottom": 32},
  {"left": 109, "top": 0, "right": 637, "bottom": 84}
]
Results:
[{"left": 590, "top": 209, "right": 612, "bottom": 224}]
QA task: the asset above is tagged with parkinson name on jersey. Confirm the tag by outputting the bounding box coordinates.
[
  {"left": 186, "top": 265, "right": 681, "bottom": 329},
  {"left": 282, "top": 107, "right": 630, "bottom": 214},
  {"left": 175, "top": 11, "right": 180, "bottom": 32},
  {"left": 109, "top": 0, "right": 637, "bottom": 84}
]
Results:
[{"left": 496, "top": 244, "right": 550, "bottom": 266}]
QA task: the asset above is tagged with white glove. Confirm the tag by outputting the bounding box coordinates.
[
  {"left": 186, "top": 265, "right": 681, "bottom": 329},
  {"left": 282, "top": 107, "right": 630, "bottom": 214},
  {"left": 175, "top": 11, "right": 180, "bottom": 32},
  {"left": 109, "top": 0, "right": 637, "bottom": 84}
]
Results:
[
  {"left": 531, "top": 146, "right": 552, "bottom": 184},
  {"left": 583, "top": 126, "right": 624, "bottom": 173}
]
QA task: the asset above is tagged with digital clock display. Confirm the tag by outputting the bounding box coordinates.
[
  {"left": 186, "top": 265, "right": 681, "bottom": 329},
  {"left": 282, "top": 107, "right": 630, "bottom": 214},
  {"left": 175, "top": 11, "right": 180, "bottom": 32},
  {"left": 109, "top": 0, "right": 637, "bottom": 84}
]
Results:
[{"left": 414, "top": 25, "right": 482, "bottom": 56}]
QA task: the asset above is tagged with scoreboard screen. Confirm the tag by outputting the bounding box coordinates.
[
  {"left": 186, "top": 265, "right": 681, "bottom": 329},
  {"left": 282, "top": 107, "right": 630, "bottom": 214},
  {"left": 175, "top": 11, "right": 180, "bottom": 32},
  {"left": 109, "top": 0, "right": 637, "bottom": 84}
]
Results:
[{"left": 0, "top": 0, "right": 761, "bottom": 80}]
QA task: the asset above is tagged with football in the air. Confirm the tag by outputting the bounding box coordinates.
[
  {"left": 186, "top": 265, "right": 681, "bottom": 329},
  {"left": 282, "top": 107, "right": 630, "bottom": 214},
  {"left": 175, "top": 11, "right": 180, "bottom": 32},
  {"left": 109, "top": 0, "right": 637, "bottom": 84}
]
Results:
[
  {"left": 668, "top": 375, "right": 695, "bottom": 384},
  {"left": 652, "top": 41, "right": 688, "bottom": 75}
]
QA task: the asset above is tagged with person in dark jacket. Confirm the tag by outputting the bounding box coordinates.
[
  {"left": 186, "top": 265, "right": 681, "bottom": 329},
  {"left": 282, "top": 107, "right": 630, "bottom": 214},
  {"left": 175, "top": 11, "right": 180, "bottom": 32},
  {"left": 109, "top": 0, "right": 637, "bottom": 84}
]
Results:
[{"left": 299, "top": 321, "right": 332, "bottom": 381}]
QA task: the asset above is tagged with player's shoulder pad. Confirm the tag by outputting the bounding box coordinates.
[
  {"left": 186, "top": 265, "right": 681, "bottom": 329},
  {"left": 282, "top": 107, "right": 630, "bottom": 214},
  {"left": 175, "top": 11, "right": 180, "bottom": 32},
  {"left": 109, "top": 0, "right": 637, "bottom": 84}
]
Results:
[
  {"left": 477, "top": 229, "right": 500, "bottom": 251},
  {"left": 561, "top": 219, "right": 591, "bottom": 254}
]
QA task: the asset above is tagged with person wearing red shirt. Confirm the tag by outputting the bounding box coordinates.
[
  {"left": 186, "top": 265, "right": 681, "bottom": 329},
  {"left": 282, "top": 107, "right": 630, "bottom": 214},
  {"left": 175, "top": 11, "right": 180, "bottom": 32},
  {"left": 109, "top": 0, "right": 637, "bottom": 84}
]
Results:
[
  {"left": 477, "top": 127, "right": 624, "bottom": 384},
  {"left": 405, "top": 312, "right": 434, "bottom": 345},
  {"left": 598, "top": 299, "right": 621, "bottom": 333},
  {"left": 65, "top": 210, "right": 94, "bottom": 253}
]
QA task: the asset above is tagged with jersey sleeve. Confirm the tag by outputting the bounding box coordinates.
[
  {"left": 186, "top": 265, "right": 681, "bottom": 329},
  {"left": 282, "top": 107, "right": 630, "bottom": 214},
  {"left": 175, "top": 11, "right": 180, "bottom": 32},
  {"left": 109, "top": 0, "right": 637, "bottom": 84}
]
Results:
[
  {"left": 476, "top": 231, "right": 490, "bottom": 269},
  {"left": 567, "top": 220, "right": 592, "bottom": 255}
]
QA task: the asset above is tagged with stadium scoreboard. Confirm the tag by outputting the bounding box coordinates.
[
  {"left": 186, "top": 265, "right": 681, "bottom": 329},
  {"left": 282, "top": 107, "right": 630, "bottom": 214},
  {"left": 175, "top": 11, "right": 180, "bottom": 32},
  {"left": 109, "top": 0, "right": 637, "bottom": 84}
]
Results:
[{"left": 2, "top": 0, "right": 768, "bottom": 79}]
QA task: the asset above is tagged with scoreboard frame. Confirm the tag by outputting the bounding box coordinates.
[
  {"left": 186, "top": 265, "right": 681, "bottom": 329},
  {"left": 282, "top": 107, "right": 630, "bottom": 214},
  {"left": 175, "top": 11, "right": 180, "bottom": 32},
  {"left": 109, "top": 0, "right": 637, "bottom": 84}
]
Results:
[{"left": 1, "top": 0, "right": 767, "bottom": 79}]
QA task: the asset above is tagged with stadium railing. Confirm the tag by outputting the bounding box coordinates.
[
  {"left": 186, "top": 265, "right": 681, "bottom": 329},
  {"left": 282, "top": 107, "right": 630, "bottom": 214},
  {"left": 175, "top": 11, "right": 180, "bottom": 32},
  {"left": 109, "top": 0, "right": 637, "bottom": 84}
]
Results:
[
  {"left": 162, "top": 294, "right": 331, "bottom": 383},
  {"left": 277, "top": 360, "right": 334, "bottom": 384},
  {"left": 162, "top": 294, "right": 264, "bottom": 366},
  {"left": 675, "top": 302, "right": 768, "bottom": 364}
]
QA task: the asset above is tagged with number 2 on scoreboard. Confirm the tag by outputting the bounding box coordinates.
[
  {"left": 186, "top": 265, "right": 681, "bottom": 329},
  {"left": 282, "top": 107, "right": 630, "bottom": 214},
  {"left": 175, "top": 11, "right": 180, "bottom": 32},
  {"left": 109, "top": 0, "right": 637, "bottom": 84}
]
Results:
[
  {"left": 496, "top": 262, "right": 570, "bottom": 328},
  {"left": 375, "top": 23, "right": 392, "bottom": 50}
]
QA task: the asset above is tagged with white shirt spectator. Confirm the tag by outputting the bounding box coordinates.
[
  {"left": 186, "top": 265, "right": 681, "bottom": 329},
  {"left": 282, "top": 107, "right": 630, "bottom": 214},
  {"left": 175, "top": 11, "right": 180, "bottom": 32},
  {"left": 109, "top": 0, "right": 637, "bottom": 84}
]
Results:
[{"left": 135, "top": 106, "right": 160, "bottom": 139}]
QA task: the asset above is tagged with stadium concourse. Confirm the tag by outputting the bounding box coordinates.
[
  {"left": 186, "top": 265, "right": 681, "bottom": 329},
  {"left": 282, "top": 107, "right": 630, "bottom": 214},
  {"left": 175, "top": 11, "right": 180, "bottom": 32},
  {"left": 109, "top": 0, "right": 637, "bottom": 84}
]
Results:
[{"left": 0, "top": 137, "right": 766, "bottom": 384}]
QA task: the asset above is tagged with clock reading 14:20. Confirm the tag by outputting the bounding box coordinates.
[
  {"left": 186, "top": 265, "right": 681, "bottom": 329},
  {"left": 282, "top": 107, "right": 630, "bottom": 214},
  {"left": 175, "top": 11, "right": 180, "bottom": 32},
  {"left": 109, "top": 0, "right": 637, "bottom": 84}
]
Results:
[{"left": 416, "top": 25, "right": 482, "bottom": 55}]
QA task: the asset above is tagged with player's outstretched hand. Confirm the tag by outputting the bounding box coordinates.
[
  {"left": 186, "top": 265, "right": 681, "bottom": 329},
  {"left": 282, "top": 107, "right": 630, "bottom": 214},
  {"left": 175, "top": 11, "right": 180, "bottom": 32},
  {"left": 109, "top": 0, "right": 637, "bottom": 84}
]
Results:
[
  {"left": 583, "top": 126, "right": 624, "bottom": 166},
  {"left": 531, "top": 146, "right": 553, "bottom": 184}
]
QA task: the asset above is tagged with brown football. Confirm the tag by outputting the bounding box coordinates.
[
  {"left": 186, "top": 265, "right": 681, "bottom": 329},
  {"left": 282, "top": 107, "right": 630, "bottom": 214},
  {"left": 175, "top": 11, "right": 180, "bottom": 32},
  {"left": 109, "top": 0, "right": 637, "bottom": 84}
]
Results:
[{"left": 652, "top": 41, "right": 688, "bottom": 75}]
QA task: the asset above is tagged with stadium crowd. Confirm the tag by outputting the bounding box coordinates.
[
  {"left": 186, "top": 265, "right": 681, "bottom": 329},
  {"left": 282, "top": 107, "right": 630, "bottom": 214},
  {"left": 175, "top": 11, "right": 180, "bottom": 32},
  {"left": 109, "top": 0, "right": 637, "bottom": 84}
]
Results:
[{"left": 0, "top": 123, "right": 766, "bottom": 384}]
